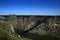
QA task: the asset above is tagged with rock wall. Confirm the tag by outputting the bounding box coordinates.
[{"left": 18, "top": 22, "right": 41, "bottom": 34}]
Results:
[{"left": 1, "top": 15, "right": 60, "bottom": 36}]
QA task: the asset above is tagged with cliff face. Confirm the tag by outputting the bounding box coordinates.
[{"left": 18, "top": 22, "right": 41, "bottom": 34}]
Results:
[
  {"left": 16, "top": 16, "right": 60, "bottom": 36},
  {"left": 0, "top": 15, "right": 60, "bottom": 40},
  {"left": 1, "top": 15, "right": 60, "bottom": 36}
]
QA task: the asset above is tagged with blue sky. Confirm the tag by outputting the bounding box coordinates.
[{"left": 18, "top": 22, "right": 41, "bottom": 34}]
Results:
[{"left": 0, "top": 0, "right": 60, "bottom": 15}]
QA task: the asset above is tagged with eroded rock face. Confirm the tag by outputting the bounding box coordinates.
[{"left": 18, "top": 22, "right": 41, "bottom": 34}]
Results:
[
  {"left": 17, "top": 16, "right": 60, "bottom": 36},
  {"left": 1, "top": 15, "right": 60, "bottom": 36}
]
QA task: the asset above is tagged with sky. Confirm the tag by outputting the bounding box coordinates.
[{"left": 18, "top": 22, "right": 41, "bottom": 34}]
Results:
[{"left": 0, "top": 0, "right": 60, "bottom": 15}]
